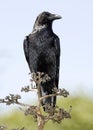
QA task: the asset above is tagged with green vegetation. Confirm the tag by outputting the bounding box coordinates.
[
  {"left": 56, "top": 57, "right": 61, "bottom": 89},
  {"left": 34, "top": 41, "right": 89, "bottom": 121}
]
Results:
[{"left": 0, "top": 96, "right": 93, "bottom": 130}]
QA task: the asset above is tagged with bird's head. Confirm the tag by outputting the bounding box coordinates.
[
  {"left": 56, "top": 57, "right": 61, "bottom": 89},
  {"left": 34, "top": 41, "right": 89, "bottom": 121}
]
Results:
[{"left": 33, "top": 11, "right": 62, "bottom": 29}]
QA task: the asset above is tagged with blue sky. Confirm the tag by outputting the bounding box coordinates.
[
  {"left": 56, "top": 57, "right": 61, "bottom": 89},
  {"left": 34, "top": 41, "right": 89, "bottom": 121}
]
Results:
[{"left": 0, "top": 0, "right": 93, "bottom": 107}]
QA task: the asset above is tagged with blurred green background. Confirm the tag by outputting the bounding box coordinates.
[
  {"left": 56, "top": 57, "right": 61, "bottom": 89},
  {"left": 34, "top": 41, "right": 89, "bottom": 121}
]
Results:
[{"left": 0, "top": 96, "right": 93, "bottom": 130}]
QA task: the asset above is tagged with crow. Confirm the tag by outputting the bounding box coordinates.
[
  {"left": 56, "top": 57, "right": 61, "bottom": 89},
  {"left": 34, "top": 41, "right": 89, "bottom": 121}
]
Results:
[{"left": 23, "top": 11, "right": 61, "bottom": 109}]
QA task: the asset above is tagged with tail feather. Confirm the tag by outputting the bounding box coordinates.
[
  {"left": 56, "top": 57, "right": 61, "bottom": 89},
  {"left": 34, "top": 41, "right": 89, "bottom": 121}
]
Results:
[{"left": 40, "top": 83, "right": 56, "bottom": 111}]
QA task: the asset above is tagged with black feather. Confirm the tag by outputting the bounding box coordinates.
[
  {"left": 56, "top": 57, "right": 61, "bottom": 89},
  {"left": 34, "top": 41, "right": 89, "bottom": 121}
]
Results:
[{"left": 23, "top": 11, "right": 61, "bottom": 109}]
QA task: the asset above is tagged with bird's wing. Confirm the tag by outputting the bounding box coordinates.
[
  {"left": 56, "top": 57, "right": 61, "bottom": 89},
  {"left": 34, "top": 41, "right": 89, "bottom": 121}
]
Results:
[
  {"left": 23, "top": 36, "right": 29, "bottom": 64},
  {"left": 54, "top": 36, "right": 60, "bottom": 88}
]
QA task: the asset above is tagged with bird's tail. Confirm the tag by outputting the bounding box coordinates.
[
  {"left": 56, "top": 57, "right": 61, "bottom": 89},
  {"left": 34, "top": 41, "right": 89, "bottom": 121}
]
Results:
[{"left": 40, "top": 82, "right": 56, "bottom": 111}]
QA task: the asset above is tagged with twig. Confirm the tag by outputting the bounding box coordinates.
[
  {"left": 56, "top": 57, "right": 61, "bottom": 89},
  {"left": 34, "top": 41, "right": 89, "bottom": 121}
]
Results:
[
  {"left": 0, "top": 94, "right": 30, "bottom": 107},
  {"left": 40, "top": 88, "right": 69, "bottom": 101}
]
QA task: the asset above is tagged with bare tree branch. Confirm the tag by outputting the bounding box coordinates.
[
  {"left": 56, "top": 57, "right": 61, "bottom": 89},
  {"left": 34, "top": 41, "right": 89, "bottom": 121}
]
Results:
[{"left": 0, "top": 72, "right": 71, "bottom": 130}]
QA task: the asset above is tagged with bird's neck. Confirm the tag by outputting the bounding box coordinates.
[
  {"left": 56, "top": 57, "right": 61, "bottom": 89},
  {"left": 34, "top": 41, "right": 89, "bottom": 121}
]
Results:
[{"left": 32, "top": 24, "right": 53, "bottom": 34}]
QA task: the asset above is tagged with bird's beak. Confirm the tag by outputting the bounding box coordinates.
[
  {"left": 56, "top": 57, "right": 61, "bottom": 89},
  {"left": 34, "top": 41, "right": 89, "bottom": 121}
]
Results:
[{"left": 50, "top": 14, "right": 62, "bottom": 20}]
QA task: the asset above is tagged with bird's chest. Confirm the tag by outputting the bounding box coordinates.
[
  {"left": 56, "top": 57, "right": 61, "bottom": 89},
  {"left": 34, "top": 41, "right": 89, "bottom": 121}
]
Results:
[{"left": 32, "top": 35, "right": 54, "bottom": 52}]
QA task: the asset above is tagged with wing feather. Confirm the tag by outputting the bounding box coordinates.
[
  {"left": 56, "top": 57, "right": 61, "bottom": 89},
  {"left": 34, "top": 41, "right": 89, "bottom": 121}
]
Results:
[
  {"left": 23, "top": 36, "right": 29, "bottom": 64},
  {"left": 54, "top": 36, "right": 60, "bottom": 88}
]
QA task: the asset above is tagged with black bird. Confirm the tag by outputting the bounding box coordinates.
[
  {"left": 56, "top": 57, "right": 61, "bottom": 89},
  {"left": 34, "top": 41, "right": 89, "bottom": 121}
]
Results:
[{"left": 23, "top": 11, "right": 61, "bottom": 109}]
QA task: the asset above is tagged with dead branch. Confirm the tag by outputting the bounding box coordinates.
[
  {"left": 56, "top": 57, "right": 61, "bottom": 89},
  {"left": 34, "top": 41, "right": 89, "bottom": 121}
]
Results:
[
  {"left": 40, "top": 88, "right": 69, "bottom": 102},
  {"left": 0, "top": 94, "right": 30, "bottom": 107},
  {"left": 0, "top": 72, "right": 71, "bottom": 130}
]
